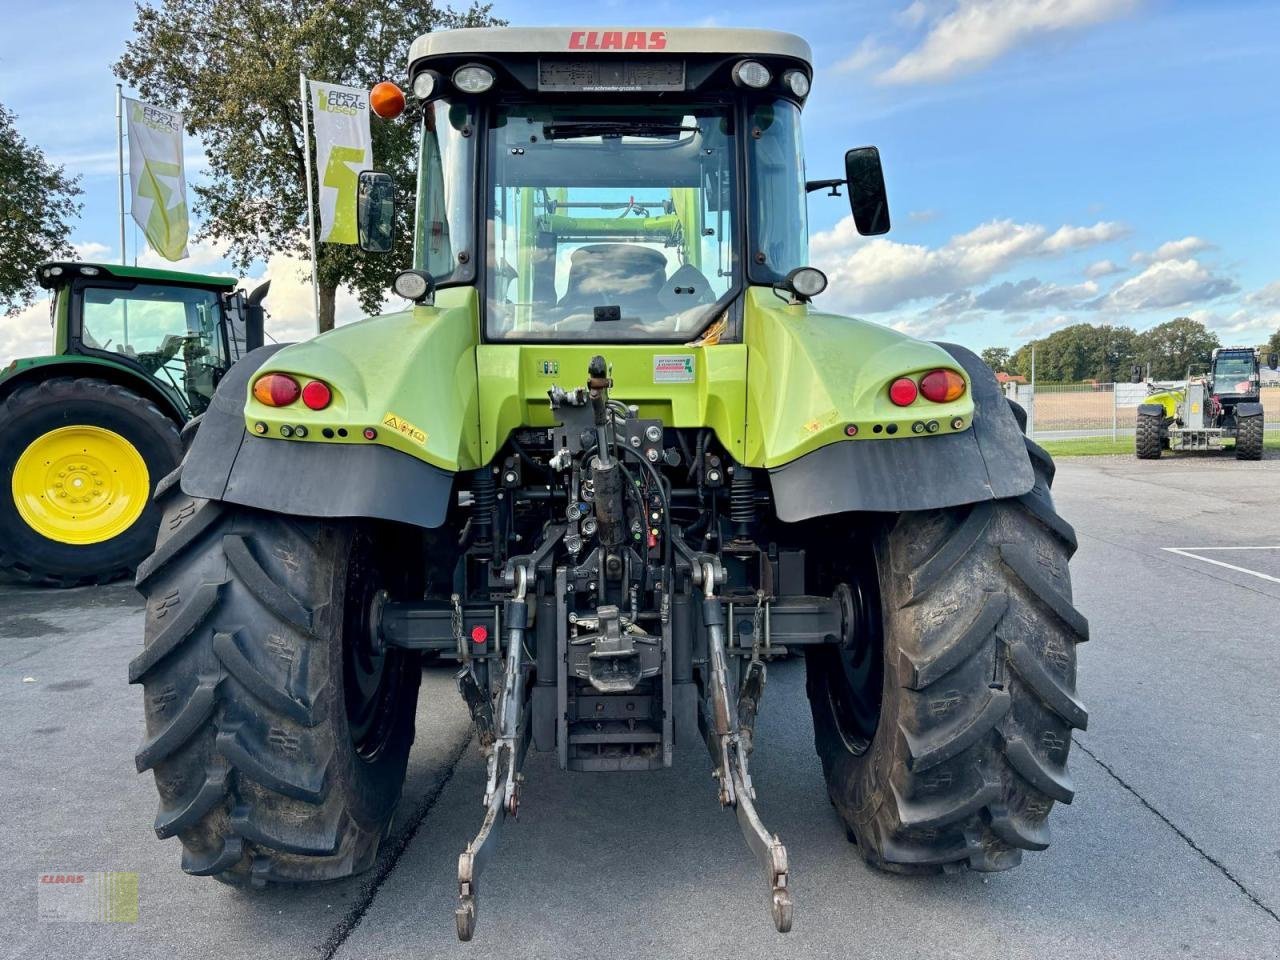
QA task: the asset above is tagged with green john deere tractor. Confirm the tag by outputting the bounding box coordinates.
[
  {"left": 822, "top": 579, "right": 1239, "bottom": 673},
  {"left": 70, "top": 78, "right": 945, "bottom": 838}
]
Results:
[
  {"left": 130, "top": 27, "right": 1087, "bottom": 939},
  {"left": 0, "top": 262, "right": 266, "bottom": 585},
  {"left": 1135, "top": 346, "right": 1275, "bottom": 460}
]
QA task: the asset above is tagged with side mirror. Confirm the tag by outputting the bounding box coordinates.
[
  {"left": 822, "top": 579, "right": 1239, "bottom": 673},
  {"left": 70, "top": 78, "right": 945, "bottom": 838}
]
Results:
[
  {"left": 357, "top": 171, "right": 396, "bottom": 253},
  {"left": 244, "top": 280, "right": 269, "bottom": 352},
  {"left": 845, "top": 146, "right": 890, "bottom": 236},
  {"left": 1131, "top": 364, "right": 1143, "bottom": 384},
  {"left": 1269, "top": 352, "right": 1278, "bottom": 370}
]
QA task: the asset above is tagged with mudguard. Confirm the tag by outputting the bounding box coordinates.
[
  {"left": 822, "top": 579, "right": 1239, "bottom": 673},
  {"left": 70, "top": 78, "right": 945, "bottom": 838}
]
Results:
[
  {"left": 768, "top": 343, "right": 1034, "bottom": 520},
  {"left": 1138, "top": 403, "right": 1167, "bottom": 417},
  {"left": 180, "top": 345, "right": 455, "bottom": 528},
  {"left": 1236, "top": 402, "right": 1263, "bottom": 418}
]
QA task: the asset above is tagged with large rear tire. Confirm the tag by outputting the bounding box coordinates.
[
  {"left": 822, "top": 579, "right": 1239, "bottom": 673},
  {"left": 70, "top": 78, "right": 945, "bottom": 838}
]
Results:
[
  {"left": 805, "top": 438, "right": 1088, "bottom": 872},
  {"left": 1134, "top": 412, "right": 1163, "bottom": 459},
  {"left": 130, "top": 463, "right": 422, "bottom": 884},
  {"left": 1235, "top": 415, "right": 1263, "bottom": 460},
  {"left": 0, "top": 377, "right": 181, "bottom": 586}
]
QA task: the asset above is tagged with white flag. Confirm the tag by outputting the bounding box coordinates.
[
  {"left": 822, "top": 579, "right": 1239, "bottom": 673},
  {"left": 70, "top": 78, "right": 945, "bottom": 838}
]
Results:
[
  {"left": 309, "top": 81, "right": 372, "bottom": 244},
  {"left": 125, "top": 98, "right": 189, "bottom": 261}
]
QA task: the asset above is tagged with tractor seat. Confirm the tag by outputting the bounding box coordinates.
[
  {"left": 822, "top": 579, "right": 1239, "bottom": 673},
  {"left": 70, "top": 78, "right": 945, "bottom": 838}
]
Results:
[{"left": 558, "top": 244, "right": 668, "bottom": 314}]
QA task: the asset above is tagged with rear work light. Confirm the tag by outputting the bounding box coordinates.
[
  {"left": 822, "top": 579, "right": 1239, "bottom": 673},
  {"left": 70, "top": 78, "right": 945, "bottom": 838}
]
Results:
[
  {"left": 301, "top": 380, "right": 332, "bottom": 410},
  {"left": 888, "top": 377, "right": 918, "bottom": 407},
  {"left": 919, "top": 369, "right": 966, "bottom": 403},
  {"left": 253, "top": 373, "right": 300, "bottom": 407}
]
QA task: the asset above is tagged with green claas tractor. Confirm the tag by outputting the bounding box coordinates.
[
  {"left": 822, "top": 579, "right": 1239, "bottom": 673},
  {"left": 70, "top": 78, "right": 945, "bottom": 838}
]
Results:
[
  {"left": 130, "top": 27, "right": 1087, "bottom": 939},
  {"left": 0, "top": 262, "right": 266, "bottom": 585},
  {"left": 1135, "top": 346, "right": 1274, "bottom": 460}
]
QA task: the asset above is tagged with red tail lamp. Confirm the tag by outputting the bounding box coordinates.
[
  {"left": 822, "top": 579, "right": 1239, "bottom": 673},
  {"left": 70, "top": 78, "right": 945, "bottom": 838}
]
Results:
[
  {"left": 252, "top": 373, "right": 300, "bottom": 406},
  {"left": 888, "top": 377, "right": 918, "bottom": 407},
  {"left": 301, "top": 380, "right": 332, "bottom": 410},
  {"left": 920, "top": 369, "right": 967, "bottom": 403}
]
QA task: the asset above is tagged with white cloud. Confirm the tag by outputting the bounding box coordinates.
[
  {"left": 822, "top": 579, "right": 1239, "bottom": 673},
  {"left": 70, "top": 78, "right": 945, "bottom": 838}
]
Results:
[
  {"left": 973, "top": 277, "right": 1098, "bottom": 311},
  {"left": 1098, "top": 258, "right": 1238, "bottom": 312},
  {"left": 908, "top": 208, "right": 941, "bottom": 223},
  {"left": 1014, "top": 313, "right": 1074, "bottom": 338},
  {"left": 0, "top": 297, "right": 57, "bottom": 364},
  {"left": 878, "top": 0, "right": 1141, "bottom": 85},
  {"left": 1084, "top": 258, "right": 1125, "bottom": 279},
  {"left": 836, "top": 37, "right": 891, "bottom": 73},
  {"left": 812, "top": 216, "right": 1125, "bottom": 314},
  {"left": 1244, "top": 281, "right": 1280, "bottom": 309},
  {"left": 1130, "top": 235, "right": 1213, "bottom": 264}
]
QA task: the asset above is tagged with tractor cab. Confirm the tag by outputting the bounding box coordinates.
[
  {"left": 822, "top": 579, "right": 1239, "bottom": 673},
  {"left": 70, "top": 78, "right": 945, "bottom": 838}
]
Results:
[
  {"left": 1208, "top": 347, "right": 1261, "bottom": 404},
  {"left": 366, "top": 27, "right": 887, "bottom": 343},
  {"left": 35, "top": 261, "right": 266, "bottom": 417}
]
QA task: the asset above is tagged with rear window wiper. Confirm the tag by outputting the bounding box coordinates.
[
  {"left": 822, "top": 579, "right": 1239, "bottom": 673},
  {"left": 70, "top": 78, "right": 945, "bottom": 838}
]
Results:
[{"left": 542, "top": 121, "right": 700, "bottom": 140}]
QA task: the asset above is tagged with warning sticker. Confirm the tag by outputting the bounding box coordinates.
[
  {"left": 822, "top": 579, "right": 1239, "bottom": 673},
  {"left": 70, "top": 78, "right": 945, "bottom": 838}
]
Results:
[
  {"left": 381, "top": 412, "right": 428, "bottom": 446},
  {"left": 653, "top": 354, "right": 695, "bottom": 383}
]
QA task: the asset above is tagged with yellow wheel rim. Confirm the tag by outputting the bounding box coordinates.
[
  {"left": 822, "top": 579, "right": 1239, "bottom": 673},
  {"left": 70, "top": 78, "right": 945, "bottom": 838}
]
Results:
[{"left": 11, "top": 425, "right": 150, "bottom": 545}]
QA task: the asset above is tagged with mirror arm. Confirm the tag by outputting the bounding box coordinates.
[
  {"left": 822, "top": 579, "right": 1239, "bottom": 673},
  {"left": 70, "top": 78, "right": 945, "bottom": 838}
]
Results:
[{"left": 805, "top": 178, "right": 845, "bottom": 196}]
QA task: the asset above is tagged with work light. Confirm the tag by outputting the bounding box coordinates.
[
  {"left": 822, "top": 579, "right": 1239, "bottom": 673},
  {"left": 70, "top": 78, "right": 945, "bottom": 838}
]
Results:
[
  {"left": 453, "top": 64, "right": 495, "bottom": 94},
  {"left": 732, "top": 60, "right": 772, "bottom": 89}
]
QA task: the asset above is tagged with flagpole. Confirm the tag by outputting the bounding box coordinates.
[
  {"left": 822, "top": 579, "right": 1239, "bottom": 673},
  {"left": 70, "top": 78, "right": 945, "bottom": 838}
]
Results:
[
  {"left": 299, "top": 72, "right": 321, "bottom": 332},
  {"left": 116, "top": 84, "right": 126, "bottom": 266}
]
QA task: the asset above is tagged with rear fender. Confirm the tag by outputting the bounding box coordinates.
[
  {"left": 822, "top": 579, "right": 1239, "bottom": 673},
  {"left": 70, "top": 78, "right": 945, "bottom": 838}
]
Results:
[
  {"left": 767, "top": 343, "right": 1034, "bottom": 520},
  {"left": 180, "top": 345, "right": 455, "bottom": 529},
  {"left": 0, "top": 355, "right": 187, "bottom": 422},
  {"left": 1235, "top": 402, "right": 1263, "bottom": 418}
]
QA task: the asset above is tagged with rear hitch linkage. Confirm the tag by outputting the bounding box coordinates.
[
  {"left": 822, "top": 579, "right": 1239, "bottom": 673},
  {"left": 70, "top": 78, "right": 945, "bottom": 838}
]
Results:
[
  {"left": 455, "top": 561, "right": 532, "bottom": 942},
  {"left": 699, "top": 559, "right": 793, "bottom": 933}
]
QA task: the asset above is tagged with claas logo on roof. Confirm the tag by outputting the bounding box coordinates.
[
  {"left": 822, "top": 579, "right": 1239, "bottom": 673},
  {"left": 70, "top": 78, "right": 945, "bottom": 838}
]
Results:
[{"left": 568, "top": 30, "right": 668, "bottom": 51}]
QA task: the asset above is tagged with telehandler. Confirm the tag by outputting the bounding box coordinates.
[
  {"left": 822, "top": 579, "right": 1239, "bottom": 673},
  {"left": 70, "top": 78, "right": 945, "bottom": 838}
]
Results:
[{"left": 130, "top": 27, "right": 1087, "bottom": 939}]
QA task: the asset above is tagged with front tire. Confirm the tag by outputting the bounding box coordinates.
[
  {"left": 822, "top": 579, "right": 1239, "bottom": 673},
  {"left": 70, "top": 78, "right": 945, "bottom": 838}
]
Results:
[
  {"left": 1135, "top": 413, "right": 1163, "bottom": 459},
  {"left": 1235, "top": 415, "right": 1263, "bottom": 460},
  {"left": 130, "top": 464, "right": 422, "bottom": 884},
  {"left": 805, "top": 438, "right": 1088, "bottom": 872},
  {"left": 0, "top": 377, "right": 181, "bottom": 586}
]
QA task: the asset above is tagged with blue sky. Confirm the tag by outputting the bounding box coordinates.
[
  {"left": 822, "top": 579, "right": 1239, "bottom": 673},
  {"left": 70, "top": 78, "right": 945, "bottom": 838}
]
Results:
[{"left": 3, "top": 0, "right": 1279, "bottom": 359}]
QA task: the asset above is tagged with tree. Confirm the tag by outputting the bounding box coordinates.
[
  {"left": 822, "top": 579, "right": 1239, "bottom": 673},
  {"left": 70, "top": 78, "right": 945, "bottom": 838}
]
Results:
[
  {"left": 980, "top": 346, "right": 1010, "bottom": 373},
  {"left": 1137, "top": 317, "right": 1219, "bottom": 379},
  {"left": 1267, "top": 328, "right": 1280, "bottom": 356},
  {"left": 1010, "top": 323, "right": 1139, "bottom": 382},
  {"left": 0, "top": 104, "right": 83, "bottom": 314},
  {"left": 116, "top": 0, "right": 501, "bottom": 331}
]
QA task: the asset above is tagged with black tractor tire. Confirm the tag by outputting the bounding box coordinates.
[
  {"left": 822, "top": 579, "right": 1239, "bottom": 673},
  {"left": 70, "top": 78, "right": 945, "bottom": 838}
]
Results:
[
  {"left": 130, "top": 463, "right": 422, "bottom": 885},
  {"left": 0, "top": 377, "right": 182, "bottom": 586},
  {"left": 1134, "top": 413, "right": 1164, "bottom": 459},
  {"left": 805, "top": 436, "right": 1088, "bottom": 873},
  {"left": 1235, "top": 415, "right": 1263, "bottom": 460}
]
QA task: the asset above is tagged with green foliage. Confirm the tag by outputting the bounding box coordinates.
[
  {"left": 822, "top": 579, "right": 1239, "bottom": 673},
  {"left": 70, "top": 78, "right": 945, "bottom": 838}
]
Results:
[
  {"left": 979, "top": 346, "right": 1010, "bottom": 373},
  {"left": 1136, "top": 316, "right": 1220, "bottom": 379},
  {"left": 1010, "top": 316, "right": 1224, "bottom": 383},
  {"left": 0, "top": 104, "right": 83, "bottom": 314},
  {"left": 115, "top": 0, "right": 502, "bottom": 330},
  {"left": 1266, "top": 328, "right": 1280, "bottom": 356}
]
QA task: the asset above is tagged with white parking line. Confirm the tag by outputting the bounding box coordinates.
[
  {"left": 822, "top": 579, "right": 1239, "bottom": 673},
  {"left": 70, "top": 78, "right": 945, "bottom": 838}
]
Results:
[{"left": 1162, "top": 547, "right": 1280, "bottom": 585}]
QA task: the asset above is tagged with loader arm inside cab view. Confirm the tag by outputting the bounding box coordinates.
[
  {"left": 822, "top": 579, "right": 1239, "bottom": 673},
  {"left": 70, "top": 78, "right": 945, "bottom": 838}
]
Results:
[{"left": 133, "top": 26, "right": 1087, "bottom": 942}]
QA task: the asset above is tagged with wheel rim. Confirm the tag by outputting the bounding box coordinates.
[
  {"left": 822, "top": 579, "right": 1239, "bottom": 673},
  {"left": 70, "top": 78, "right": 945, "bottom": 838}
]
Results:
[
  {"left": 343, "top": 549, "right": 407, "bottom": 761},
  {"left": 824, "top": 579, "right": 884, "bottom": 757},
  {"left": 11, "top": 425, "right": 150, "bottom": 545}
]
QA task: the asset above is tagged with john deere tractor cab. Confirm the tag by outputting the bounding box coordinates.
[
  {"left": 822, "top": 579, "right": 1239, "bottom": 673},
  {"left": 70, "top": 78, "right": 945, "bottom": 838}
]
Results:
[
  {"left": 131, "top": 28, "right": 1087, "bottom": 940},
  {"left": 0, "top": 262, "right": 266, "bottom": 585},
  {"left": 1135, "top": 346, "right": 1273, "bottom": 459}
]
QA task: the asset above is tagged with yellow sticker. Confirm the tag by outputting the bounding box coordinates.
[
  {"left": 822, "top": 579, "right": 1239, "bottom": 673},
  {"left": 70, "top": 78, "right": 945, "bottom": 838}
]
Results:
[
  {"left": 802, "top": 409, "right": 839, "bottom": 434},
  {"left": 381, "top": 412, "right": 428, "bottom": 446}
]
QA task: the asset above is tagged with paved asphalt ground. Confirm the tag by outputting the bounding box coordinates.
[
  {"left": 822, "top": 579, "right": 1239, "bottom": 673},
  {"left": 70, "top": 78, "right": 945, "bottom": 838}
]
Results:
[{"left": 3, "top": 453, "right": 1280, "bottom": 959}]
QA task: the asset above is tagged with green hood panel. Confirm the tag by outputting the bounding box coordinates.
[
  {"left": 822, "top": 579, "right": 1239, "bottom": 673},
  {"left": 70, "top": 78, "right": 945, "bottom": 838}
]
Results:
[
  {"left": 244, "top": 288, "right": 481, "bottom": 471},
  {"left": 742, "top": 289, "right": 973, "bottom": 467},
  {"left": 241, "top": 285, "right": 976, "bottom": 474}
]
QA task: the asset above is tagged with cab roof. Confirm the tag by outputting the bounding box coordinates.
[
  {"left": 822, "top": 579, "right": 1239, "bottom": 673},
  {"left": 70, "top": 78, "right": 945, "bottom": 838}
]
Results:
[
  {"left": 409, "top": 27, "right": 812, "bottom": 68},
  {"left": 37, "top": 261, "right": 237, "bottom": 291}
]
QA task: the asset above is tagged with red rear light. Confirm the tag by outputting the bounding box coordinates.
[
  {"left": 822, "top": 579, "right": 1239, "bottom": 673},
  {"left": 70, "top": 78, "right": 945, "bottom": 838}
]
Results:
[
  {"left": 921, "top": 366, "right": 967, "bottom": 399},
  {"left": 888, "top": 377, "right": 918, "bottom": 406},
  {"left": 919, "top": 369, "right": 966, "bottom": 403},
  {"left": 301, "top": 380, "right": 332, "bottom": 410},
  {"left": 252, "top": 373, "right": 300, "bottom": 406}
]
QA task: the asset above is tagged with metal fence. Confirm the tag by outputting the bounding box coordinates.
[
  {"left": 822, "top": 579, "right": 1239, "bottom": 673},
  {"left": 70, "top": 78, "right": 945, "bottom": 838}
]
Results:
[{"left": 1003, "top": 381, "right": 1280, "bottom": 441}]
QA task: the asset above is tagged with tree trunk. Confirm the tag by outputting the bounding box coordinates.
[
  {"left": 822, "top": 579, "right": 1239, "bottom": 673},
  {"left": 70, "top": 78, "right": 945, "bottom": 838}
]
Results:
[{"left": 318, "top": 283, "right": 337, "bottom": 333}]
